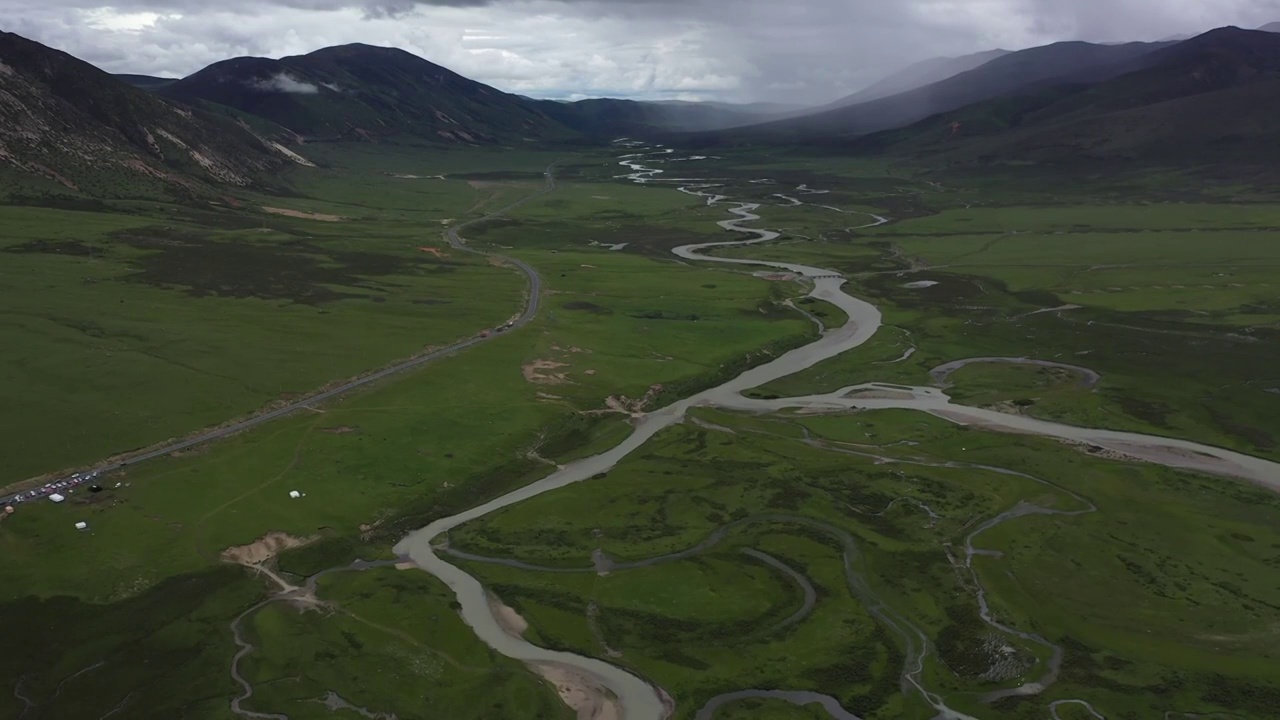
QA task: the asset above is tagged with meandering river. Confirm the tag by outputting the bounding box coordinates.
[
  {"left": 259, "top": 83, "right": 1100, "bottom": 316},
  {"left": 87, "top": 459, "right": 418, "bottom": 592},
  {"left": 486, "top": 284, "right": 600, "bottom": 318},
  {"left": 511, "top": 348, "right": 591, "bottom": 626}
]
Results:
[{"left": 392, "top": 147, "right": 1280, "bottom": 720}]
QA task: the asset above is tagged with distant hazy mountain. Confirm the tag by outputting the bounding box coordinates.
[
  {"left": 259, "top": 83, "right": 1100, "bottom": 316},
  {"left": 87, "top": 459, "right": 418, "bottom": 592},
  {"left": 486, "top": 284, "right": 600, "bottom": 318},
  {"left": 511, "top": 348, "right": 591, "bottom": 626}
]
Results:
[
  {"left": 1259, "top": 22, "right": 1280, "bottom": 32},
  {"left": 830, "top": 49, "right": 1010, "bottom": 107},
  {"left": 531, "top": 97, "right": 792, "bottom": 137},
  {"left": 694, "top": 39, "right": 1175, "bottom": 145},
  {"left": 689, "top": 100, "right": 807, "bottom": 115},
  {"left": 115, "top": 73, "right": 177, "bottom": 90},
  {"left": 0, "top": 32, "right": 296, "bottom": 197},
  {"left": 160, "top": 44, "right": 571, "bottom": 143},
  {"left": 853, "top": 27, "right": 1280, "bottom": 167}
]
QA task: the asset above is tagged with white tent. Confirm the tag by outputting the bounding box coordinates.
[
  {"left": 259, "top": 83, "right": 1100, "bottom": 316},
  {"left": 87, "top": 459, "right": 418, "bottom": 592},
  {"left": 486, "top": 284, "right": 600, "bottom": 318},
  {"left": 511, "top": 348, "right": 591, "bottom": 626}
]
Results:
[
  {"left": 289, "top": 490, "right": 302, "bottom": 499},
  {"left": 74, "top": 522, "right": 88, "bottom": 531},
  {"left": 49, "top": 493, "right": 66, "bottom": 503}
]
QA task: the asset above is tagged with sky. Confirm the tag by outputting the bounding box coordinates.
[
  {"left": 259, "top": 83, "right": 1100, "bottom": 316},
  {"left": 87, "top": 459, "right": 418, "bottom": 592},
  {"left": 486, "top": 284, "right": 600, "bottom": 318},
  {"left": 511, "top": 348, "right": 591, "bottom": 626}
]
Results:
[{"left": 3, "top": 0, "right": 1278, "bottom": 104}]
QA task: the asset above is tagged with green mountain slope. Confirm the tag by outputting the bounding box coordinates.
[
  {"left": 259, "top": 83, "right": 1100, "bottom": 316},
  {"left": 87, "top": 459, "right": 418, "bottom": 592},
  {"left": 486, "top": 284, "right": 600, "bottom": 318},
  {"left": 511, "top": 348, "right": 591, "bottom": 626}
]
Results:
[
  {"left": 160, "top": 44, "right": 571, "bottom": 143},
  {"left": 689, "top": 39, "right": 1174, "bottom": 145},
  {"left": 829, "top": 48, "right": 1010, "bottom": 107},
  {"left": 852, "top": 27, "right": 1280, "bottom": 168},
  {"left": 114, "top": 73, "right": 177, "bottom": 90},
  {"left": 0, "top": 32, "right": 301, "bottom": 198}
]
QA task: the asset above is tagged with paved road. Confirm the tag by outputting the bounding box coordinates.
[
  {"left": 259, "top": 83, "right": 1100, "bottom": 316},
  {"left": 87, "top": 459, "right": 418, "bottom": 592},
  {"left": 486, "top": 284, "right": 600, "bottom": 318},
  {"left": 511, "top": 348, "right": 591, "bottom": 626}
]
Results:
[{"left": 1, "top": 165, "right": 556, "bottom": 506}]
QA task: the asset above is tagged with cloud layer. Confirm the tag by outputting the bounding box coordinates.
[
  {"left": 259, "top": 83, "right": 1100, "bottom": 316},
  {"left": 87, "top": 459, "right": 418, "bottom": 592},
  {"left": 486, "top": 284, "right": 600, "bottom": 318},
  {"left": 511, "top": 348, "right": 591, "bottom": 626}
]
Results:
[
  {"left": 4, "top": 0, "right": 1278, "bottom": 103},
  {"left": 251, "top": 72, "right": 322, "bottom": 93}
]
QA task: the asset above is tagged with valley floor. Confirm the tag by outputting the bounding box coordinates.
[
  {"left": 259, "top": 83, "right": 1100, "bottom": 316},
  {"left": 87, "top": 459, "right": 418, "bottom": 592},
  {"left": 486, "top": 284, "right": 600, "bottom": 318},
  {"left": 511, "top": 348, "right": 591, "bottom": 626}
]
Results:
[{"left": 1, "top": 143, "right": 1277, "bottom": 720}]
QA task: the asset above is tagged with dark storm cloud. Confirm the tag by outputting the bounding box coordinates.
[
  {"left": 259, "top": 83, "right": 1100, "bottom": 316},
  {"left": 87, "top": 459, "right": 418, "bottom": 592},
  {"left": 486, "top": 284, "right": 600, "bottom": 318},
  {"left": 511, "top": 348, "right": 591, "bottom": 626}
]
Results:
[{"left": 2, "top": 0, "right": 1277, "bottom": 102}]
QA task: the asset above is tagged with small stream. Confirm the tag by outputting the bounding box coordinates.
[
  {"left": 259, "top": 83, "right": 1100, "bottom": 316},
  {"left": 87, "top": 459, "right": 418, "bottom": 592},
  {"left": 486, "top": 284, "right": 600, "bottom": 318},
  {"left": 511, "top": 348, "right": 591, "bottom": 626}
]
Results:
[
  {"left": 929, "top": 357, "right": 1102, "bottom": 389},
  {"left": 695, "top": 691, "right": 864, "bottom": 720},
  {"left": 229, "top": 560, "right": 401, "bottom": 719}
]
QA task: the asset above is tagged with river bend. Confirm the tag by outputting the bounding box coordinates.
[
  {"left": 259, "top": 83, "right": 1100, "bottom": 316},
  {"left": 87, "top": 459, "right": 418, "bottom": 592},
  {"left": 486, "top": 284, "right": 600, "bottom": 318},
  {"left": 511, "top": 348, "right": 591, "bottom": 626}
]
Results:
[{"left": 392, "top": 147, "right": 1280, "bottom": 720}]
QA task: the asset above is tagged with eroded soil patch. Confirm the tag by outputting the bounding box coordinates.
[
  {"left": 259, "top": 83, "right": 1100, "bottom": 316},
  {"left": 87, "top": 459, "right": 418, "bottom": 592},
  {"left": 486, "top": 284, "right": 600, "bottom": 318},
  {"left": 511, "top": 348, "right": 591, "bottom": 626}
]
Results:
[
  {"left": 221, "top": 531, "right": 318, "bottom": 566},
  {"left": 261, "top": 206, "right": 345, "bottom": 222},
  {"left": 523, "top": 359, "right": 571, "bottom": 385}
]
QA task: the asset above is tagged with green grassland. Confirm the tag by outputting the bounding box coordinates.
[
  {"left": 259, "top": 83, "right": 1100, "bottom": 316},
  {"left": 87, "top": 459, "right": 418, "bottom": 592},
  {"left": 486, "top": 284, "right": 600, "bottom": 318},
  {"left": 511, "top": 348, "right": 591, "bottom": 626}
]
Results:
[
  {"left": 0, "top": 177, "right": 810, "bottom": 600},
  {"left": 0, "top": 143, "right": 571, "bottom": 487},
  {"left": 2, "top": 144, "right": 1280, "bottom": 720},
  {"left": 704, "top": 181, "right": 1280, "bottom": 461},
  {"left": 0, "top": 146, "right": 814, "bottom": 718},
  {"left": 240, "top": 567, "right": 570, "bottom": 720},
  {"left": 866, "top": 202, "right": 1280, "bottom": 235},
  {"left": 890, "top": 229, "right": 1279, "bottom": 321},
  {"left": 449, "top": 409, "right": 1280, "bottom": 719},
  {"left": 0, "top": 202, "right": 523, "bottom": 486},
  {"left": 710, "top": 698, "right": 832, "bottom": 719}
]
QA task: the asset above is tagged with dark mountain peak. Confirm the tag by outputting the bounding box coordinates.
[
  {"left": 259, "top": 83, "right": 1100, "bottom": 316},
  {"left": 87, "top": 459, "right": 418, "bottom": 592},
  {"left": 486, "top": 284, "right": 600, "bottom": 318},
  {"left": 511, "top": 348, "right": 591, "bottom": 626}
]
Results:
[
  {"left": 986, "top": 38, "right": 1164, "bottom": 67},
  {"left": 1146, "top": 26, "right": 1280, "bottom": 76},
  {"left": 2, "top": 30, "right": 106, "bottom": 85},
  {"left": 201, "top": 56, "right": 280, "bottom": 72},
  {"left": 309, "top": 42, "right": 392, "bottom": 53},
  {"left": 1174, "top": 24, "right": 1280, "bottom": 50},
  {"left": 293, "top": 43, "right": 454, "bottom": 75},
  {"left": 162, "top": 41, "right": 566, "bottom": 142},
  {"left": 302, "top": 43, "right": 419, "bottom": 60}
]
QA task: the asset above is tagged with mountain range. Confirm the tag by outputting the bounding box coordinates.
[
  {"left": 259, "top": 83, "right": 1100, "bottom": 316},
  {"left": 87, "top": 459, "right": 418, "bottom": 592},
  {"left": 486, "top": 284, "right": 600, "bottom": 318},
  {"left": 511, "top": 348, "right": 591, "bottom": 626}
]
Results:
[
  {"left": 4, "top": 23, "right": 1280, "bottom": 196},
  {"left": 0, "top": 31, "right": 300, "bottom": 198},
  {"left": 692, "top": 38, "right": 1180, "bottom": 144},
  {"left": 156, "top": 44, "right": 570, "bottom": 143},
  {"left": 840, "top": 26, "right": 1280, "bottom": 168},
  {"left": 826, "top": 49, "right": 1012, "bottom": 108}
]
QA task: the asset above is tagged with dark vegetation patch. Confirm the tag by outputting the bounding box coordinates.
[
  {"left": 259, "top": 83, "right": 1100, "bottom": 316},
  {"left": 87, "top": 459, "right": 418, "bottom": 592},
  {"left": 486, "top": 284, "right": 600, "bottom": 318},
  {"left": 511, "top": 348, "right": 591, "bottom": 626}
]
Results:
[
  {"left": 562, "top": 300, "right": 612, "bottom": 314},
  {"left": 471, "top": 219, "right": 718, "bottom": 257},
  {"left": 275, "top": 536, "right": 372, "bottom": 578},
  {"left": 630, "top": 309, "right": 701, "bottom": 321},
  {"left": 1112, "top": 394, "right": 1174, "bottom": 429},
  {"left": 592, "top": 225, "right": 725, "bottom": 257},
  {"left": 800, "top": 624, "right": 902, "bottom": 715},
  {"left": 935, "top": 602, "right": 1000, "bottom": 679},
  {"left": 1208, "top": 409, "right": 1275, "bottom": 451},
  {"left": 1057, "top": 635, "right": 1280, "bottom": 714},
  {"left": 861, "top": 271, "right": 1002, "bottom": 312},
  {"left": 168, "top": 207, "right": 289, "bottom": 231},
  {"left": 1, "top": 194, "right": 116, "bottom": 213},
  {"left": 0, "top": 566, "right": 258, "bottom": 719},
  {"left": 1200, "top": 673, "right": 1280, "bottom": 715},
  {"left": 448, "top": 171, "right": 545, "bottom": 181},
  {"left": 110, "top": 226, "right": 457, "bottom": 304},
  {"left": 3, "top": 239, "right": 100, "bottom": 256},
  {"left": 592, "top": 570, "right": 802, "bottom": 649}
]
